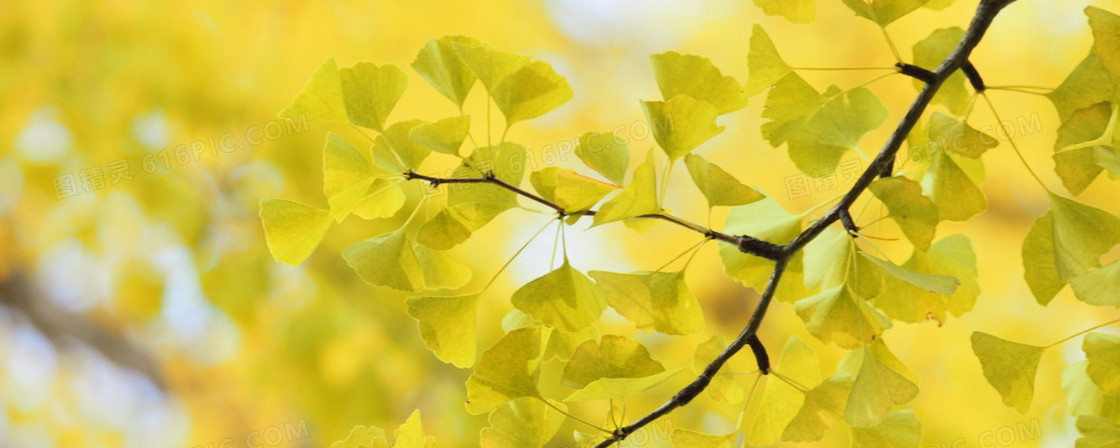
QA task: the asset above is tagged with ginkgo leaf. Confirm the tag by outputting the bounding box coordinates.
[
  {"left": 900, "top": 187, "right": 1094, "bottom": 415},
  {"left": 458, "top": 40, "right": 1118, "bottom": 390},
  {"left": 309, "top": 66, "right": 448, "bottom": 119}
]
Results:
[
  {"left": 412, "top": 35, "right": 481, "bottom": 108},
  {"left": 564, "top": 367, "right": 683, "bottom": 401},
  {"left": 803, "top": 227, "right": 885, "bottom": 300},
  {"left": 920, "top": 151, "right": 986, "bottom": 221},
  {"left": 851, "top": 410, "right": 922, "bottom": 448},
  {"left": 416, "top": 206, "right": 476, "bottom": 250},
  {"left": 500, "top": 309, "right": 599, "bottom": 362},
  {"left": 720, "top": 198, "right": 813, "bottom": 302},
  {"left": 783, "top": 375, "right": 854, "bottom": 442},
  {"left": 692, "top": 335, "right": 756, "bottom": 403},
  {"left": 480, "top": 397, "right": 566, "bottom": 448},
  {"left": 971, "top": 332, "right": 1045, "bottom": 414},
  {"left": 745, "top": 25, "right": 793, "bottom": 98},
  {"left": 842, "top": 0, "right": 929, "bottom": 26},
  {"left": 416, "top": 244, "right": 473, "bottom": 290},
  {"left": 1088, "top": 7, "right": 1120, "bottom": 76},
  {"left": 448, "top": 143, "right": 528, "bottom": 216},
  {"left": 846, "top": 342, "right": 920, "bottom": 427},
  {"left": 760, "top": 73, "right": 827, "bottom": 147},
  {"left": 1070, "top": 260, "right": 1120, "bottom": 307},
  {"left": 671, "top": 429, "right": 735, "bottom": 448},
  {"left": 1062, "top": 361, "right": 1120, "bottom": 423},
  {"left": 340, "top": 62, "right": 409, "bottom": 131},
  {"left": 555, "top": 170, "right": 616, "bottom": 212},
  {"left": 562, "top": 335, "right": 665, "bottom": 388},
  {"left": 1085, "top": 333, "right": 1120, "bottom": 395},
  {"left": 375, "top": 120, "right": 432, "bottom": 170},
  {"left": 913, "top": 28, "right": 971, "bottom": 115},
  {"left": 796, "top": 285, "right": 891, "bottom": 349},
  {"left": 870, "top": 177, "right": 939, "bottom": 251},
  {"left": 260, "top": 198, "right": 333, "bottom": 266},
  {"left": 752, "top": 0, "right": 815, "bottom": 24},
  {"left": 491, "top": 60, "right": 574, "bottom": 125},
  {"left": 394, "top": 410, "right": 435, "bottom": 448},
  {"left": 593, "top": 148, "right": 660, "bottom": 226},
  {"left": 574, "top": 131, "right": 629, "bottom": 185},
  {"left": 1076, "top": 415, "right": 1120, "bottom": 448},
  {"left": 352, "top": 179, "right": 407, "bottom": 220},
  {"left": 451, "top": 41, "right": 530, "bottom": 91},
  {"left": 923, "top": 0, "right": 956, "bottom": 10},
  {"left": 280, "top": 57, "right": 348, "bottom": 122},
  {"left": 1048, "top": 193, "right": 1120, "bottom": 281},
  {"left": 529, "top": 167, "right": 561, "bottom": 202},
  {"left": 642, "top": 95, "right": 724, "bottom": 160},
  {"left": 589, "top": 270, "right": 705, "bottom": 335},
  {"left": 406, "top": 295, "right": 479, "bottom": 368},
  {"left": 511, "top": 261, "right": 606, "bottom": 331},
  {"left": 342, "top": 231, "right": 425, "bottom": 291},
  {"left": 928, "top": 112, "right": 998, "bottom": 158},
  {"left": 410, "top": 115, "right": 471, "bottom": 155},
  {"left": 1097, "top": 146, "right": 1120, "bottom": 175},
  {"left": 684, "top": 154, "right": 766, "bottom": 208},
  {"left": 465, "top": 326, "right": 547, "bottom": 414},
  {"left": 323, "top": 133, "right": 379, "bottom": 221},
  {"left": 330, "top": 425, "right": 388, "bottom": 448},
  {"left": 1022, "top": 212, "right": 1065, "bottom": 305},
  {"left": 749, "top": 336, "right": 820, "bottom": 445},
  {"left": 859, "top": 252, "right": 959, "bottom": 295},
  {"left": 650, "top": 51, "right": 748, "bottom": 114},
  {"left": 874, "top": 235, "right": 979, "bottom": 323},
  {"left": 1048, "top": 53, "right": 1119, "bottom": 123},
  {"left": 1053, "top": 102, "right": 1116, "bottom": 195}
]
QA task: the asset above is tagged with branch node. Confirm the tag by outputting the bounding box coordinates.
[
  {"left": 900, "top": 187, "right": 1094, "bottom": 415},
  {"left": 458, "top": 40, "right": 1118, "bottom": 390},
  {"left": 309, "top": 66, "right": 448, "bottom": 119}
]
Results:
[
  {"left": 737, "top": 235, "right": 784, "bottom": 261},
  {"left": 746, "top": 335, "right": 770, "bottom": 375},
  {"left": 896, "top": 63, "right": 938, "bottom": 85},
  {"left": 961, "top": 60, "right": 986, "bottom": 92},
  {"left": 838, "top": 208, "right": 860, "bottom": 237}
]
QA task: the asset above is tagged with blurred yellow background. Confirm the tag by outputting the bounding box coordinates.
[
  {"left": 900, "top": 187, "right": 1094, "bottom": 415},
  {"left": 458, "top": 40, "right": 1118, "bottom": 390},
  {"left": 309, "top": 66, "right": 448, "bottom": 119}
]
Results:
[{"left": 0, "top": 0, "right": 1117, "bottom": 447}]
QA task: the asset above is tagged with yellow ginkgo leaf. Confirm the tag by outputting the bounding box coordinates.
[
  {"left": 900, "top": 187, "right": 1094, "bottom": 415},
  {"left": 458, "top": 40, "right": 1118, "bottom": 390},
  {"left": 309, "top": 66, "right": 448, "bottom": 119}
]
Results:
[
  {"left": 860, "top": 251, "right": 959, "bottom": 295},
  {"left": 753, "top": 0, "right": 815, "bottom": 23},
  {"left": 259, "top": 198, "right": 333, "bottom": 266},
  {"left": 928, "top": 112, "right": 998, "bottom": 158},
  {"left": 491, "top": 60, "right": 574, "bottom": 126},
  {"left": 375, "top": 120, "right": 432, "bottom": 170},
  {"left": 1076, "top": 415, "right": 1120, "bottom": 448},
  {"left": 414, "top": 244, "right": 472, "bottom": 290},
  {"left": 351, "top": 179, "right": 407, "bottom": 220},
  {"left": 280, "top": 57, "right": 348, "bottom": 122},
  {"left": 562, "top": 335, "right": 665, "bottom": 389},
  {"left": 921, "top": 151, "right": 987, "bottom": 222},
  {"left": 480, "top": 397, "right": 566, "bottom": 448},
  {"left": 394, "top": 410, "right": 436, "bottom": 448},
  {"left": 642, "top": 95, "right": 724, "bottom": 160},
  {"left": 745, "top": 25, "right": 792, "bottom": 98},
  {"left": 691, "top": 335, "right": 756, "bottom": 403},
  {"left": 650, "top": 51, "right": 748, "bottom": 115},
  {"left": 795, "top": 285, "right": 891, "bottom": 349},
  {"left": 1022, "top": 211, "right": 1065, "bottom": 305},
  {"left": 511, "top": 261, "right": 605, "bottom": 332},
  {"left": 564, "top": 368, "right": 683, "bottom": 402},
  {"left": 416, "top": 206, "right": 476, "bottom": 250},
  {"left": 913, "top": 27, "right": 971, "bottom": 116},
  {"left": 845, "top": 342, "right": 920, "bottom": 427},
  {"left": 842, "top": 0, "right": 929, "bottom": 26},
  {"left": 554, "top": 170, "right": 616, "bottom": 212},
  {"left": 869, "top": 176, "right": 939, "bottom": 251},
  {"left": 340, "top": 62, "right": 409, "bottom": 131},
  {"left": 670, "top": 429, "right": 735, "bottom": 448},
  {"left": 410, "top": 115, "right": 471, "bottom": 156},
  {"left": 575, "top": 131, "right": 629, "bottom": 185},
  {"left": 1085, "top": 332, "right": 1120, "bottom": 395},
  {"left": 329, "top": 425, "right": 388, "bottom": 448},
  {"left": 749, "top": 336, "right": 820, "bottom": 445},
  {"left": 1070, "top": 260, "right": 1120, "bottom": 307},
  {"left": 1049, "top": 193, "right": 1120, "bottom": 281},
  {"left": 589, "top": 270, "right": 705, "bottom": 336},
  {"left": 874, "top": 235, "right": 979, "bottom": 323},
  {"left": 405, "top": 295, "right": 479, "bottom": 368},
  {"left": 970, "top": 332, "right": 1046, "bottom": 414},
  {"left": 783, "top": 375, "right": 854, "bottom": 442},
  {"left": 465, "top": 326, "right": 548, "bottom": 415},
  {"left": 451, "top": 41, "right": 530, "bottom": 91},
  {"left": 323, "top": 133, "right": 379, "bottom": 222},
  {"left": 684, "top": 154, "right": 765, "bottom": 208},
  {"left": 1088, "top": 7, "right": 1120, "bottom": 76},
  {"left": 851, "top": 410, "right": 922, "bottom": 448},
  {"left": 342, "top": 231, "right": 425, "bottom": 291},
  {"left": 593, "top": 148, "right": 660, "bottom": 226},
  {"left": 1062, "top": 361, "right": 1120, "bottom": 423},
  {"left": 412, "top": 35, "right": 481, "bottom": 108}
]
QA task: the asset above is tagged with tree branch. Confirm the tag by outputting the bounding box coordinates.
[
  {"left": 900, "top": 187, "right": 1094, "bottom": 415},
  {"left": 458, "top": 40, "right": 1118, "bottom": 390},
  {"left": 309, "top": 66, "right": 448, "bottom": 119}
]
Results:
[{"left": 594, "top": 1, "right": 1018, "bottom": 446}]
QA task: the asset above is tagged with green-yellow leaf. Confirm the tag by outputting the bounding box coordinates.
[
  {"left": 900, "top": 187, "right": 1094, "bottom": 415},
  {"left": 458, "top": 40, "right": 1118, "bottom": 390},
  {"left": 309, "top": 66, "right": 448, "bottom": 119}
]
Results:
[
  {"left": 1088, "top": 7, "right": 1120, "bottom": 76},
  {"left": 1077, "top": 415, "right": 1120, "bottom": 448},
  {"left": 1085, "top": 332, "right": 1120, "bottom": 395},
  {"left": 684, "top": 154, "right": 765, "bottom": 208},
  {"left": 1022, "top": 212, "right": 1065, "bottom": 305},
  {"left": 1048, "top": 53, "right": 1119, "bottom": 123},
  {"left": 859, "top": 251, "right": 959, "bottom": 295},
  {"left": 692, "top": 335, "right": 756, "bottom": 403},
  {"left": 749, "top": 336, "right": 820, "bottom": 445},
  {"left": 802, "top": 228, "right": 883, "bottom": 300},
  {"left": 375, "top": 120, "right": 432, "bottom": 170},
  {"left": 760, "top": 73, "right": 827, "bottom": 147},
  {"left": 352, "top": 179, "right": 406, "bottom": 220},
  {"left": 562, "top": 335, "right": 665, "bottom": 388},
  {"left": 340, "top": 62, "right": 409, "bottom": 131},
  {"left": 671, "top": 429, "right": 735, "bottom": 448},
  {"left": 928, "top": 112, "right": 998, "bottom": 158},
  {"left": 870, "top": 177, "right": 939, "bottom": 251},
  {"left": 410, "top": 115, "right": 471, "bottom": 155},
  {"left": 752, "top": 0, "right": 815, "bottom": 24},
  {"left": 783, "top": 375, "right": 854, "bottom": 442},
  {"left": 642, "top": 95, "right": 724, "bottom": 160},
  {"left": 1054, "top": 102, "right": 1115, "bottom": 195},
  {"left": 406, "top": 295, "right": 478, "bottom": 368},
  {"left": 1049, "top": 193, "right": 1120, "bottom": 281},
  {"left": 745, "top": 25, "right": 793, "bottom": 98},
  {"left": 796, "top": 285, "right": 891, "bottom": 349},
  {"left": 1063, "top": 361, "right": 1120, "bottom": 423},
  {"left": 448, "top": 143, "right": 528, "bottom": 217},
  {"left": 412, "top": 35, "right": 481, "bottom": 108},
  {"left": 970, "top": 332, "right": 1045, "bottom": 413},
  {"left": 323, "top": 133, "right": 379, "bottom": 222},
  {"left": 480, "top": 397, "right": 566, "bottom": 448},
  {"left": 555, "top": 170, "right": 616, "bottom": 212},
  {"left": 491, "top": 60, "right": 574, "bottom": 125},
  {"left": 593, "top": 148, "right": 660, "bottom": 226},
  {"left": 913, "top": 28, "right": 971, "bottom": 115},
  {"left": 875, "top": 235, "right": 979, "bottom": 323},
  {"left": 1070, "top": 260, "right": 1120, "bottom": 307},
  {"left": 842, "top": 0, "right": 929, "bottom": 25},
  {"left": 414, "top": 244, "right": 472, "bottom": 291},
  {"left": 589, "top": 270, "right": 705, "bottom": 335},
  {"left": 416, "top": 206, "right": 476, "bottom": 250},
  {"left": 260, "top": 199, "right": 333, "bottom": 266},
  {"left": 451, "top": 41, "right": 530, "bottom": 91},
  {"left": 330, "top": 426, "right": 388, "bottom": 448},
  {"left": 564, "top": 367, "right": 683, "bottom": 402},
  {"left": 650, "top": 51, "right": 748, "bottom": 114},
  {"left": 393, "top": 410, "right": 435, "bottom": 448},
  {"left": 465, "top": 326, "right": 547, "bottom": 414},
  {"left": 574, "top": 132, "right": 629, "bottom": 185},
  {"left": 511, "top": 262, "right": 605, "bottom": 331},
  {"left": 851, "top": 410, "right": 922, "bottom": 448},
  {"left": 720, "top": 198, "right": 813, "bottom": 303},
  {"left": 280, "top": 57, "right": 347, "bottom": 122},
  {"left": 920, "top": 151, "right": 986, "bottom": 221},
  {"left": 788, "top": 87, "right": 887, "bottom": 176},
  {"left": 846, "top": 342, "right": 920, "bottom": 427},
  {"left": 342, "top": 231, "right": 425, "bottom": 291}
]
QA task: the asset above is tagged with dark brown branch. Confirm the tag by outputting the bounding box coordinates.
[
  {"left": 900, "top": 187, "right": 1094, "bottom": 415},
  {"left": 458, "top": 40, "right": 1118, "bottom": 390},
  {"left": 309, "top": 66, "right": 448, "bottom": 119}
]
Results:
[
  {"left": 962, "top": 60, "right": 986, "bottom": 92},
  {"left": 897, "top": 63, "right": 938, "bottom": 85},
  {"left": 595, "top": 1, "right": 1018, "bottom": 446},
  {"left": 746, "top": 335, "right": 770, "bottom": 374}
]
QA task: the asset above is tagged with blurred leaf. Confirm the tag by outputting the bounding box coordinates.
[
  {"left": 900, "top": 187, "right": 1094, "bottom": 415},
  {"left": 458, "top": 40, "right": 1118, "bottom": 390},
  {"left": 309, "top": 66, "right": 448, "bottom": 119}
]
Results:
[
  {"left": 394, "top": 410, "right": 436, "bottom": 448},
  {"left": 406, "top": 295, "right": 479, "bottom": 368},
  {"left": 480, "top": 398, "right": 566, "bottom": 448},
  {"left": 745, "top": 25, "right": 793, "bottom": 97},
  {"left": 575, "top": 131, "right": 629, "bottom": 185},
  {"left": 260, "top": 198, "right": 333, "bottom": 266},
  {"left": 642, "top": 95, "right": 724, "bottom": 160},
  {"left": 330, "top": 425, "right": 388, "bottom": 448},
  {"left": 410, "top": 115, "right": 471, "bottom": 156},
  {"left": 650, "top": 51, "right": 748, "bottom": 114},
  {"left": 466, "top": 326, "right": 547, "bottom": 414},
  {"left": 1085, "top": 333, "right": 1120, "bottom": 395},
  {"left": 562, "top": 335, "right": 665, "bottom": 388},
  {"left": 752, "top": 0, "right": 815, "bottom": 23},
  {"left": 340, "top": 62, "right": 409, "bottom": 131},
  {"left": 684, "top": 154, "right": 765, "bottom": 208},
  {"left": 492, "top": 60, "right": 573, "bottom": 125},
  {"left": 870, "top": 176, "right": 939, "bottom": 251},
  {"left": 671, "top": 429, "right": 735, "bottom": 448},
  {"left": 590, "top": 270, "right": 705, "bottom": 335},
  {"left": 842, "top": 0, "right": 930, "bottom": 26},
  {"left": 511, "top": 261, "right": 605, "bottom": 331},
  {"left": 971, "top": 332, "right": 1045, "bottom": 413},
  {"left": 851, "top": 411, "right": 922, "bottom": 448},
  {"left": 1076, "top": 415, "right": 1120, "bottom": 448},
  {"left": 749, "top": 336, "right": 820, "bottom": 445},
  {"left": 593, "top": 148, "right": 660, "bottom": 226},
  {"left": 1088, "top": 7, "right": 1120, "bottom": 76},
  {"left": 1070, "top": 260, "right": 1120, "bottom": 307},
  {"left": 412, "top": 35, "right": 481, "bottom": 108},
  {"left": 1062, "top": 361, "right": 1120, "bottom": 423},
  {"left": 280, "top": 57, "right": 348, "bottom": 122}
]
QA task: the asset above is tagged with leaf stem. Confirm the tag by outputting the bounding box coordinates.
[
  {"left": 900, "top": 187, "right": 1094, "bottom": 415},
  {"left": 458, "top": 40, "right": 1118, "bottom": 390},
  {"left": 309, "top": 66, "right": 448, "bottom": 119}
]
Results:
[
  {"left": 1046, "top": 317, "right": 1120, "bottom": 348},
  {"left": 980, "top": 92, "right": 1051, "bottom": 193},
  {"left": 481, "top": 218, "right": 557, "bottom": 294},
  {"left": 655, "top": 238, "right": 709, "bottom": 272},
  {"left": 791, "top": 66, "right": 898, "bottom": 71},
  {"left": 535, "top": 396, "right": 613, "bottom": 434}
]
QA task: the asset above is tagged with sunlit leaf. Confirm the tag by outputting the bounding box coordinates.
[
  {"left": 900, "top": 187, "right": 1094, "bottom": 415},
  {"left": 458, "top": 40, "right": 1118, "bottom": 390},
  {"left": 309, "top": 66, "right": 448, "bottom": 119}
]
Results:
[
  {"left": 670, "top": 429, "right": 735, "bottom": 448},
  {"left": 575, "top": 131, "right": 629, "bottom": 185},
  {"left": 913, "top": 28, "right": 971, "bottom": 115},
  {"left": 340, "top": 62, "right": 409, "bottom": 131},
  {"left": 851, "top": 410, "right": 922, "bottom": 448},
  {"left": 1048, "top": 193, "right": 1120, "bottom": 281},
  {"left": 1070, "top": 260, "right": 1120, "bottom": 307},
  {"left": 323, "top": 133, "right": 381, "bottom": 221},
  {"left": 375, "top": 119, "right": 432, "bottom": 170},
  {"left": 555, "top": 170, "right": 616, "bottom": 212},
  {"left": 465, "top": 326, "right": 547, "bottom": 414},
  {"left": 480, "top": 397, "right": 566, "bottom": 448},
  {"left": 842, "top": 0, "right": 929, "bottom": 25},
  {"left": 796, "top": 285, "right": 891, "bottom": 349},
  {"left": 564, "top": 367, "right": 683, "bottom": 402},
  {"left": 410, "top": 115, "right": 471, "bottom": 156},
  {"left": 412, "top": 35, "right": 481, "bottom": 108},
  {"left": 406, "top": 295, "right": 478, "bottom": 368},
  {"left": 342, "top": 231, "right": 424, "bottom": 291},
  {"left": 394, "top": 410, "right": 436, "bottom": 448},
  {"left": 1053, "top": 102, "right": 1116, "bottom": 195},
  {"left": 760, "top": 73, "right": 827, "bottom": 147},
  {"left": 749, "top": 336, "right": 820, "bottom": 445},
  {"left": 416, "top": 244, "right": 473, "bottom": 290},
  {"left": 752, "top": 0, "right": 815, "bottom": 24},
  {"left": 448, "top": 143, "right": 528, "bottom": 217},
  {"left": 1085, "top": 333, "right": 1120, "bottom": 395},
  {"left": 1063, "top": 361, "right": 1120, "bottom": 423},
  {"left": 642, "top": 95, "right": 724, "bottom": 160},
  {"left": 1022, "top": 212, "right": 1064, "bottom": 305},
  {"left": 511, "top": 261, "right": 606, "bottom": 331},
  {"left": 783, "top": 375, "right": 854, "bottom": 442},
  {"left": 451, "top": 41, "right": 530, "bottom": 91},
  {"left": 720, "top": 198, "right": 813, "bottom": 303},
  {"left": 280, "top": 57, "right": 348, "bottom": 122},
  {"left": 589, "top": 270, "right": 705, "bottom": 335},
  {"left": 650, "top": 51, "right": 748, "bottom": 114},
  {"left": 745, "top": 25, "right": 793, "bottom": 98},
  {"left": 260, "top": 198, "right": 333, "bottom": 266},
  {"left": 971, "top": 332, "right": 1045, "bottom": 413},
  {"left": 352, "top": 179, "right": 407, "bottom": 220},
  {"left": 492, "top": 60, "right": 574, "bottom": 125},
  {"left": 593, "top": 148, "right": 660, "bottom": 226},
  {"left": 416, "top": 206, "right": 476, "bottom": 250},
  {"left": 684, "top": 154, "right": 765, "bottom": 208},
  {"left": 928, "top": 112, "right": 998, "bottom": 158},
  {"left": 920, "top": 151, "right": 986, "bottom": 221},
  {"left": 874, "top": 235, "right": 979, "bottom": 323},
  {"left": 562, "top": 335, "right": 665, "bottom": 388},
  {"left": 870, "top": 177, "right": 939, "bottom": 251},
  {"left": 1048, "top": 53, "right": 1119, "bottom": 123},
  {"left": 860, "top": 251, "right": 959, "bottom": 295}
]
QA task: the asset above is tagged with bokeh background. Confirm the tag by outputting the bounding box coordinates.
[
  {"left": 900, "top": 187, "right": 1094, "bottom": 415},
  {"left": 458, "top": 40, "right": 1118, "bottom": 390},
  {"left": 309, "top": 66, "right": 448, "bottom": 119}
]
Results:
[{"left": 0, "top": 0, "right": 1117, "bottom": 446}]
